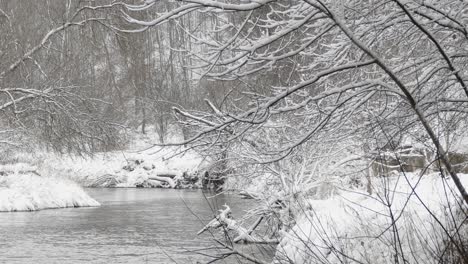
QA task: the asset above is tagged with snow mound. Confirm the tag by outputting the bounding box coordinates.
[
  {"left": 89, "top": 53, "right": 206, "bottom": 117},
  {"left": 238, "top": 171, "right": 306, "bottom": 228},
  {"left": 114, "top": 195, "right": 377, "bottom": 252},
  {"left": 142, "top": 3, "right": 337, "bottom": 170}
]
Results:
[
  {"left": 0, "top": 173, "right": 100, "bottom": 212},
  {"left": 274, "top": 173, "right": 468, "bottom": 264}
]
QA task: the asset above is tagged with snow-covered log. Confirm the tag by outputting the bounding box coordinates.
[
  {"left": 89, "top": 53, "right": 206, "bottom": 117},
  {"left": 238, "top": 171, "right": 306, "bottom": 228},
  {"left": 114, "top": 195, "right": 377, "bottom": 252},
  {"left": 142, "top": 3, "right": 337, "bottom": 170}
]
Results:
[
  {"left": 148, "top": 175, "right": 176, "bottom": 188},
  {"left": 198, "top": 205, "right": 279, "bottom": 244}
]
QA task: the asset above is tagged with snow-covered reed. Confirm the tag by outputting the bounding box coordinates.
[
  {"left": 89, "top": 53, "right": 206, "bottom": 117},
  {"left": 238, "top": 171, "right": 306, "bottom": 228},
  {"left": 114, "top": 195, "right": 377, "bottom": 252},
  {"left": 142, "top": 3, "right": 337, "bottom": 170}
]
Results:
[{"left": 0, "top": 172, "right": 100, "bottom": 212}]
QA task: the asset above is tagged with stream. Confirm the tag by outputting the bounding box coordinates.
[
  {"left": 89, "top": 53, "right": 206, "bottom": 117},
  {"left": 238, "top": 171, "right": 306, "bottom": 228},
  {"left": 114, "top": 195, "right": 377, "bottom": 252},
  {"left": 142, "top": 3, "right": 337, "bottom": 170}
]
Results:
[{"left": 0, "top": 188, "right": 275, "bottom": 263}]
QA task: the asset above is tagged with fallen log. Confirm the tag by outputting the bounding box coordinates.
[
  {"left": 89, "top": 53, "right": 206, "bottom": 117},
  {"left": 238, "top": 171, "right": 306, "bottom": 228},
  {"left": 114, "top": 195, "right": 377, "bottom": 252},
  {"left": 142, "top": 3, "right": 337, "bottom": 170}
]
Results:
[
  {"left": 136, "top": 179, "right": 164, "bottom": 188},
  {"left": 148, "top": 176, "right": 176, "bottom": 188},
  {"left": 88, "top": 174, "right": 121, "bottom": 187},
  {"left": 198, "top": 205, "right": 279, "bottom": 244},
  {"left": 155, "top": 173, "right": 177, "bottom": 179}
]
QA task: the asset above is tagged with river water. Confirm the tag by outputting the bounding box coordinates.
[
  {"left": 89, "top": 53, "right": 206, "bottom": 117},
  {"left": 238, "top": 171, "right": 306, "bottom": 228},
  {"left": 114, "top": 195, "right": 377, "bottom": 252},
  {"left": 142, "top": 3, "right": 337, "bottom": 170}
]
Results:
[{"left": 0, "top": 188, "right": 275, "bottom": 264}]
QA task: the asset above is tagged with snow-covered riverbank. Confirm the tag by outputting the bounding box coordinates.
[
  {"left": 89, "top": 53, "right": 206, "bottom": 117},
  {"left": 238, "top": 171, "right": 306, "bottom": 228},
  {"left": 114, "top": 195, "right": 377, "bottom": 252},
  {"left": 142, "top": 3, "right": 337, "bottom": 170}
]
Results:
[
  {"left": 0, "top": 164, "right": 99, "bottom": 212},
  {"left": 38, "top": 146, "right": 208, "bottom": 188},
  {"left": 274, "top": 173, "right": 468, "bottom": 264},
  {"left": 3, "top": 129, "right": 210, "bottom": 189}
]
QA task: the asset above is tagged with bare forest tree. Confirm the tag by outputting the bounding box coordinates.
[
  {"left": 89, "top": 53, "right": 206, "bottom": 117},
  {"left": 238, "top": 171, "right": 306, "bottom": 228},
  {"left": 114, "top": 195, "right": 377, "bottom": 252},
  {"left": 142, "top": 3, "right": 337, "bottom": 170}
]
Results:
[
  {"left": 0, "top": 0, "right": 126, "bottom": 154},
  {"left": 0, "top": 0, "right": 199, "bottom": 154}
]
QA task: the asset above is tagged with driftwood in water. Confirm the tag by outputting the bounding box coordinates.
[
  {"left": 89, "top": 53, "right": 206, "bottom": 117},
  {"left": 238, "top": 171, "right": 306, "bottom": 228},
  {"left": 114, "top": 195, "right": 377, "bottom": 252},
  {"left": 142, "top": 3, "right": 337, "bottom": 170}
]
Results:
[{"left": 197, "top": 205, "right": 278, "bottom": 244}]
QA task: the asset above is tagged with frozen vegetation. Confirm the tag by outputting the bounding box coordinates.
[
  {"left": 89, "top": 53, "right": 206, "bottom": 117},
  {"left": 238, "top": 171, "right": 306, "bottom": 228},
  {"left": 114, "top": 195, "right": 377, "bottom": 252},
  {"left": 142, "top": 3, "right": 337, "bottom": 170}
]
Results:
[{"left": 0, "top": 163, "right": 100, "bottom": 212}]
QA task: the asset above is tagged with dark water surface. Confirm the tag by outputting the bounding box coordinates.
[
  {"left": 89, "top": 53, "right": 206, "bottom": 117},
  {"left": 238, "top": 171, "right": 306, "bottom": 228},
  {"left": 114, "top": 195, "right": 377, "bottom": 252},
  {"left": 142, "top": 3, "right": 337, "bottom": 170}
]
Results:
[{"left": 0, "top": 188, "right": 275, "bottom": 263}]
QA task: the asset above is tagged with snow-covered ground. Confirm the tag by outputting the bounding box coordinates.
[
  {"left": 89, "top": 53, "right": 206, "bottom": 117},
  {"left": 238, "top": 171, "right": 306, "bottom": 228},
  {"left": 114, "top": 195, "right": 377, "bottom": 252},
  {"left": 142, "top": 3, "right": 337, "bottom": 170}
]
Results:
[
  {"left": 0, "top": 163, "right": 99, "bottom": 212},
  {"left": 274, "top": 173, "right": 468, "bottom": 264}
]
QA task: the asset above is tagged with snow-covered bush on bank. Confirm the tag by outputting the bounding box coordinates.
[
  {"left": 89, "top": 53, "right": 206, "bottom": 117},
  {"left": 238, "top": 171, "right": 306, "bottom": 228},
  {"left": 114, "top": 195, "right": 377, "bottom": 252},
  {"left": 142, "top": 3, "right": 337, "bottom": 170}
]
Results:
[
  {"left": 274, "top": 173, "right": 468, "bottom": 264},
  {"left": 0, "top": 164, "right": 100, "bottom": 212}
]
